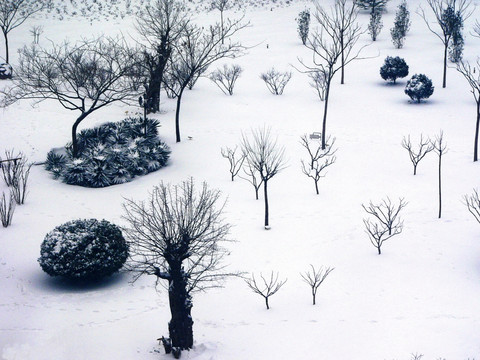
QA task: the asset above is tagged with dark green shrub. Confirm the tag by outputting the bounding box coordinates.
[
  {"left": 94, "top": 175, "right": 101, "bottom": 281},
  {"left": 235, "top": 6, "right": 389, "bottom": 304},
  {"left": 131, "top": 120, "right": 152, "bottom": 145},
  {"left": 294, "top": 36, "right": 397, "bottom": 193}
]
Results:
[
  {"left": 38, "top": 219, "right": 128, "bottom": 280},
  {"left": 380, "top": 56, "right": 409, "bottom": 84},
  {"left": 405, "top": 74, "right": 434, "bottom": 103}
]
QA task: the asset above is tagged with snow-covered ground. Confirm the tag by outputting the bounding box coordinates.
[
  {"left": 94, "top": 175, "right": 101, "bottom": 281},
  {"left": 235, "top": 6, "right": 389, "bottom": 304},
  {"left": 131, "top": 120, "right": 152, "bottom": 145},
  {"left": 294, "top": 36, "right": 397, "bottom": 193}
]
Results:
[{"left": 1, "top": 0, "right": 480, "bottom": 359}]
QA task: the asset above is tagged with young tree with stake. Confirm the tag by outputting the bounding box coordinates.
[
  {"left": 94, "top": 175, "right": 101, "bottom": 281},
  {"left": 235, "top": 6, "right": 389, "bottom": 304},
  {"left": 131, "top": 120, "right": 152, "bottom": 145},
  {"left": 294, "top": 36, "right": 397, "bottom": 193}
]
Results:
[
  {"left": 123, "top": 178, "right": 233, "bottom": 353},
  {"left": 241, "top": 127, "right": 286, "bottom": 229}
]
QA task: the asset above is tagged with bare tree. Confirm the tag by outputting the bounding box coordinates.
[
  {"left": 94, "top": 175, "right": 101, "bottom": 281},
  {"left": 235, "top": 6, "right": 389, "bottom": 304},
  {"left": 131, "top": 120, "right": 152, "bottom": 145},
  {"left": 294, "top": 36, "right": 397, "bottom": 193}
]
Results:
[
  {"left": 163, "top": 19, "right": 246, "bottom": 142},
  {"left": 221, "top": 146, "right": 246, "bottom": 181},
  {"left": 0, "top": 149, "right": 24, "bottom": 187},
  {"left": 432, "top": 131, "right": 448, "bottom": 218},
  {"left": 1, "top": 37, "right": 141, "bottom": 158},
  {"left": 300, "top": 265, "right": 334, "bottom": 305},
  {"left": 241, "top": 127, "right": 287, "bottom": 229},
  {"left": 29, "top": 25, "right": 43, "bottom": 44},
  {"left": 240, "top": 160, "right": 263, "bottom": 200},
  {"left": 401, "top": 135, "right": 434, "bottom": 175},
  {"left": 135, "top": 0, "right": 189, "bottom": 114},
  {"left": 418, "top": 0, "right": 472, "bottom": 88},
  {"left": 298, "top": 0, "right": 365, "bottom": 149},
  {"left": 300, "top": 134, "right": 337, "bottom": 194},
  {"left": 209, "top": 64, "right": 243, "bottom": 95},
  {"left": 456, "top": 59, "right": 480, "bottom": 161},
  {"left": 260, "top": 68, "right": 292, "bottom": 95},
  {"left": 0, "top": 0, "right": 52, "bottom": 63},
  {"left": 244, "top": 272, "right": 287, "bottom": 310},
  {"left": 463, "top": 188, "right": 480, "bottom": 223},
  {"left": 211, "top": 0, "right": 232, "bottom": 44},
  {"left": 362, "top": 197, "right": 406, "bottom": 254},
  {"left": 122, "top": 178, "right": 233, "bottom": 352}
]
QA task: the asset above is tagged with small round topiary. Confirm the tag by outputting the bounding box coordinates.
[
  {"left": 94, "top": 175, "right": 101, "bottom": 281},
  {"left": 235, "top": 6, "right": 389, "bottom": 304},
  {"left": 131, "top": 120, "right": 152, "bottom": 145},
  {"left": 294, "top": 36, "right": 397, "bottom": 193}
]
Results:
[
  {"left": 0, "top": 63, "right": 12, "bottom": 80},
  {"left": 38, "top": 219, "right": 128, "bottom": 280},
  {"left": 404, "top": 74, "right": 434, "bottom": 103},
  {"left": 380, "top": 56, "right": 409, "bottom": 84}
]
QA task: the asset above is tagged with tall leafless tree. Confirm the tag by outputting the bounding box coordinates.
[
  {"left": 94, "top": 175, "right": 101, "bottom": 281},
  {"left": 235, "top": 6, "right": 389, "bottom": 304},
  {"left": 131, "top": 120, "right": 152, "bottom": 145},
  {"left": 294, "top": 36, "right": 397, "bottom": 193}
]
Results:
[
  {"left": 456, "top": 59, "right": 480, "bottom": 161},
  {"left": 432, "top": 131, "right": 448, "bottom": 218},
  {"left": 0, "top": 0, "right": 52, "bottom": 63},
  {"left": 162, "top": 19, "right": 246, "bottom": 142},
  {"left": 122, "top": 178, "right": 233, "bottom": 352},
  {"left": 401, "top": 135, "right": 434, "bottom": 175},
  {"left": 1, "top": 37, "right": 141, "bottom": 158},
  {"left": 298, "top": 0, "right": 365, "bottom": 149},
  {"left": 300, "top": 265, "right": 334, "bottom": 305},
  {"left": 135, "top": 0, "right": 189, "bottom": 114},
  {"left": 241, "top": 127, "right": 287, "bottom": 229},
  {"left": 245, "top": 272, "right": 287, "bottom": 310},
  {"left": 418, "top": 0, "right": 472, "bottom": 88},
  {"left": 211, "top": 0, "right": 232, "bottom": 44},
  {"left": 300, "top": 134, "right": 337, "bottom": 194}
]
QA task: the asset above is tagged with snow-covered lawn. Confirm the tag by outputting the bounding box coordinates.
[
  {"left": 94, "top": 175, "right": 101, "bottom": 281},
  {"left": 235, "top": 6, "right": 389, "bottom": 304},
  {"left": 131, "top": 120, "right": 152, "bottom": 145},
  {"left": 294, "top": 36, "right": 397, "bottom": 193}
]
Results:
[{"left": 1, "top": 0, "right": 480, "bottom": 359}]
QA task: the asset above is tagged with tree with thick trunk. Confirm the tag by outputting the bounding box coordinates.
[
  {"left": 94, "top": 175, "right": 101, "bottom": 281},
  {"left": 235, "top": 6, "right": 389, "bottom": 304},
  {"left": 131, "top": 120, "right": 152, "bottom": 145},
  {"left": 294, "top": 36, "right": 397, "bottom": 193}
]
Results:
[
  {"left": 0, "top": 37, "right": 141, "bottom": 158},
  {"left": 123, "top": 178, "right": 233, "bottom": 353},
  {"left": 241, "top": 127, "right": 286, "bottom": 229}
]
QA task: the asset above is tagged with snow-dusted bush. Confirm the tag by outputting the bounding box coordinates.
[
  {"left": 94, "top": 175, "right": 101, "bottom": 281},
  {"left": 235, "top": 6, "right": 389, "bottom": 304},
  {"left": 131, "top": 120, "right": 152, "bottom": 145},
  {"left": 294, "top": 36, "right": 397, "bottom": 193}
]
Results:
[
  {"left": 38, "top": 219, "right": 128, "bottom": 280},
  {"left": 297, "top": 9, "right": 310, "bottom": 46},
  {"left": 45, "top": 117, "right": 170, "bottom": 188},
  {"left": 405, "top": 74, "right": 434, "bottom": 103},
  {"left": 390, "top": 0, "right": 410, "bottom": 49},
  {"left": 380, "top": 56, "right": 409, "bottom": 84},
  {"left": 0, "top": 63, "right": 12, "bottom": 79}
]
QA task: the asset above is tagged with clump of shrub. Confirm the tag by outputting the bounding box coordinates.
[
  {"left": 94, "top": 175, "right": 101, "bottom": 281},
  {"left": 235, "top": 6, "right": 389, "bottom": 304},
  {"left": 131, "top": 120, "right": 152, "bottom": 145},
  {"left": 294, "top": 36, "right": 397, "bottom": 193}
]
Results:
[
  {"left": 405, "top": 74, "right": 434, "bottom": 103},
  {"left": 38, "top": 219, "right": 128, "bottom": 280},
  {"left": 380, "top": 56, "right": 409, "bottom": 84},
  {"left": 45, "top": 117, "right": 170, "bottom": 187},
  {"left": 0, "top": 63, "right": 12, "bottom": 79}
]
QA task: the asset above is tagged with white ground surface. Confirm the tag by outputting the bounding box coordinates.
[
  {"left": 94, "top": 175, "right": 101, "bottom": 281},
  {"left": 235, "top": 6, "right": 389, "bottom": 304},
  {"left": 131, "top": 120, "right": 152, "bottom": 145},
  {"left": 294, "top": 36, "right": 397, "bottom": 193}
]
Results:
[{"left": 1, "top": 0, "right": 480, "bottom": 359}]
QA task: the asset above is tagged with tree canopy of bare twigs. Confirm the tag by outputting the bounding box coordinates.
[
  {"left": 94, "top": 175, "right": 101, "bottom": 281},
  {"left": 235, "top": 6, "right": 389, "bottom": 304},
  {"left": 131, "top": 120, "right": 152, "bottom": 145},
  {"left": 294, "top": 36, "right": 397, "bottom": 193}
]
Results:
[
  {"left": 260, "top": 68, "right": 292, "bottom": 95},
  {"left": 418, "top": 0, "right": 472, "bottom": 88},
  {"left": 122, "top": 178, "right": 233, "bottom": 350},
  {"left": 456, "top": 59, "right": 480, "bottom": 162},
  {"left": 240, "top": 160, "right": 263, "bottom": 200},
  {"left": 135, "top": 0, "right": 189, "bottom": 113},
  {"left": 0, "top": 0, "right": 52, "bottom": 63},
  {"left": 300, "top": 265, "right": 334, "bottom": 305},
  {"left": 209, "top": 64, "right": 243, "bottom": 95},
  {"left": 401, "top": 135, "right": 434, "bottom": 175},
  {"left": 162, "top": 18, "right": 247, "bottom": 142},
  {"left": 362, "top": 197, "right": 407, "bottom": 254},
  {"left": 463, "top": 189, "right": 480, "bottom": 223},
  {"left": 298, "top": 0, "right": 365, "bottom": 150},
  {"left": 221, "top": 146, "right": 246, "bottom": 181},
  {"left": 0, "top": 36, "right": 141, "bottom": 158},
  {"left": 432, "top": 131, "right": 448, "bottom": 218},
  {"left": 300, "top": 134, "right": 337, "bottom": 194},
  {"left": 241, "top": 127, "right": 287, "bottom": 229},
  {"left": 244, "top": 272, "right": 287, "bottom": 310},
  {"left": 211, "top": 0, "right": 233, "bottom": 44}
]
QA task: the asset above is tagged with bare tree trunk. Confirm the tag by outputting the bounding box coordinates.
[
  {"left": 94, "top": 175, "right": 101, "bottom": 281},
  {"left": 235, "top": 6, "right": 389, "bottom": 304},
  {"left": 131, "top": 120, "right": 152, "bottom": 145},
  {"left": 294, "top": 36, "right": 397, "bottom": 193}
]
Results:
[
  {"left": 443, "top": 43, "right": 448, "bottom": 88},
  {"left": 321, "top": 79, "right": 332, "bottom": 150},
  {"left": 340, "top": 31, "right": 345, "bottom": 85},
  {"left": 221, "top": 11, "right": 224, "bottom": 45},
  {"left": 265, "top": 296, "right": 270, "bottom": 310},
  {"left": 315, "top": 180, "right": 319, "bottom": 195},
  {"left": 475, "top": 101, "right": 480, "bottom": 162},
  {"left": 175, "top": 89, "right": 184, "bottom": 143},
  {"left": 263, "top": 180, "right": 269, "bottom": 227},
  {"left": 377, "top": 246, "right": 381, "bottom": 255},
  {"left": 71, "top": 113, "right": 88, "bottom": 158},
  {"left": 438, "top": 154, "right": 442, "bottom": 218},
  {"left": 168, "top": 262, "right": 194, "bottom": 350},
  {"left": 3, "top": 31, "right": 9, "bottom": 64}
]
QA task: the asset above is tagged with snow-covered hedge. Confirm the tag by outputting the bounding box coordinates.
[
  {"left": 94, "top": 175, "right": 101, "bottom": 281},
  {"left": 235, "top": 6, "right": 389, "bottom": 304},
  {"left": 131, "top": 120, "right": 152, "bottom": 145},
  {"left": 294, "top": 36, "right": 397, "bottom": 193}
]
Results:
[
  {"left": 0, "top": 63, "right": 12, "bottom": 79},
  {"left": 45, "top": 117, "right": 171, "bottom": 187},
  {"left": 38, "top": 219, "right": 128, "bottom": 280}
]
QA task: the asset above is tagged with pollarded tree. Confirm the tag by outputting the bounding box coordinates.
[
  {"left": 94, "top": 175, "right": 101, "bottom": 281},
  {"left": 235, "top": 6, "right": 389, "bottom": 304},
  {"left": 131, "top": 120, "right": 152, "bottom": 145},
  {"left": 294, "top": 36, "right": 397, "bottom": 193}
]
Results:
[
  {"left": 1, "top": 37, "right": 141, "bottom": 158},
  {"left": 299, "top": 0, "right": 365, "bottom": 149},
  {"left": 418, "top": 0, "right": 472, "bottom": 88},
  {"left": 123, "top": 178, "right": 233, "bottom": 353},
  {"left": 162, "top": 19, "right": 247, "bottom": 142},
  {"left": 380, "top": 56, "right": 409, "bottom": 84},
  {"left": 135, "top": 0, "right": 189, "bottom": 114},
  {"left": 241, "top": 127, "right": 287, "bottom": 229},
  {"left": 456, "top": 59, "right": 480, "bottom": 161},
  {"left": 0, "top": 0, "right": 52, "bottom": 63}
]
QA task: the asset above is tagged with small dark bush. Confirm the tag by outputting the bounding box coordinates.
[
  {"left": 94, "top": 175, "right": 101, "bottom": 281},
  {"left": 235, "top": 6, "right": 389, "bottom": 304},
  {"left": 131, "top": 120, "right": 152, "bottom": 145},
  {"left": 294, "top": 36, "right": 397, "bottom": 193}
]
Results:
[
  {"left": 38, "top": 219, "right": 128, "bottom": 280},
  {"left": 405, "top": 74, "right": 434, "bottom": 103},
  {"left": 0, "top": 63, "right": 12, "bottom": 80},
  {"left": 45, "top": 117, "right": 170, "bottom": 187},
  {"left": 380, "top": 56, "right": 409, "bottom": 84}
]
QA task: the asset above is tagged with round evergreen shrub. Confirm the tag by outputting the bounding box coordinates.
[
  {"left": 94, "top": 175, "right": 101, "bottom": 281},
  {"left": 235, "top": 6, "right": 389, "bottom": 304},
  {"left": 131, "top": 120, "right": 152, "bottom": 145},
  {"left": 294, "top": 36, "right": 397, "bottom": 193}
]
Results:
[
  {"left": 38, "top": 219, "right": 129, "bottom": 280},
  {"left": 404, "top": 74, "right": 434, "bottom": 103},
  {"left": 380, "top": 56, "right": 409, "bottom": 84},
  {"left": 0, "top": 63, "right": 12, "bottom": 79}
]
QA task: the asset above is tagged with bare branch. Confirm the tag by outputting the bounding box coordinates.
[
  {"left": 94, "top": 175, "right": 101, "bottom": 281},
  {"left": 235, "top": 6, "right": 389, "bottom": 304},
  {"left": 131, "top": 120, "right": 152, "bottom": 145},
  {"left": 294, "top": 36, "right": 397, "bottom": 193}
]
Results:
[
  {"left": 401, "top": 134, "right": 434, "bottom": 175},
  {"left": 244, "top": 271, "right": 287, "bottom": 309},
  {"left": 221, "top": 145, "right": 246, "bottom": 181}
]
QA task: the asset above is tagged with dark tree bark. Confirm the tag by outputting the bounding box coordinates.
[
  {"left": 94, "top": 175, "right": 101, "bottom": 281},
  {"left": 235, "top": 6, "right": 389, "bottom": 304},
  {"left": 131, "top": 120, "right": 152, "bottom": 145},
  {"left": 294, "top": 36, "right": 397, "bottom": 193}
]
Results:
[
  {"left": 475, "top": 101, "right": 480, "bottom": 162},
  {"left": 3, "top": 30, "right": 8, "bottom": 63},
  {"left": 263, "top": 179, "right": 269, "bottom": 227}
]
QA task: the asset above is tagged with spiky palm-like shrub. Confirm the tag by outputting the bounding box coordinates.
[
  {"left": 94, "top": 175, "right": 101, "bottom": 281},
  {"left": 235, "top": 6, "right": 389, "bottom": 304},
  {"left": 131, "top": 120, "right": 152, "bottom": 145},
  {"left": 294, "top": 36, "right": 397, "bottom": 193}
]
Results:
[{"left": 38, "top": 219, "right": 128, "bottom": 280}]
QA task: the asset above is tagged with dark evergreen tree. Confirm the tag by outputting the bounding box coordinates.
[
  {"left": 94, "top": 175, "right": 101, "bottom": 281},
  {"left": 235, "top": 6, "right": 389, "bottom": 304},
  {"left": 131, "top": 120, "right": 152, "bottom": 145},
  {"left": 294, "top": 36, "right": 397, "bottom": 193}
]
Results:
[
  {"left": 447, "top": 9, "right": 464, "bottom": 63},
  {"left": 405, "top": 74, "right": 434, "bottom": 103},
  {"left": 390, "top": 0, "right": 411, "bottom": 49},
  {"left": 356, "top": 0, "right": 388, "bottom": 13},
  {"left": 297, "top": 9, "right": 310, "bottom": 46},
  {"left": 380, "top": 56, "right": 409, "bottom": 84}
]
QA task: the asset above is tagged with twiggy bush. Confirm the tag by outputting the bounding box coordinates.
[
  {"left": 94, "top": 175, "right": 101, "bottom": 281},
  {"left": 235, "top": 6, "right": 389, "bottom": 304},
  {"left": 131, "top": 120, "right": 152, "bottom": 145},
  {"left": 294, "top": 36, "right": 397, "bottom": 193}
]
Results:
[{"left": 260, "top": 68, "right": 292, "bottom": 95}]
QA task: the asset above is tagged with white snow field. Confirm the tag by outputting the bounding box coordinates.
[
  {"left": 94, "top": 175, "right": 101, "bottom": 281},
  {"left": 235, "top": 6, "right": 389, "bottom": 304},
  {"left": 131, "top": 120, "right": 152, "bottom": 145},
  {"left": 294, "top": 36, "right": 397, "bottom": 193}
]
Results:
[{"left": 1, "top": 0, "right": 480, "bottom": 359}]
